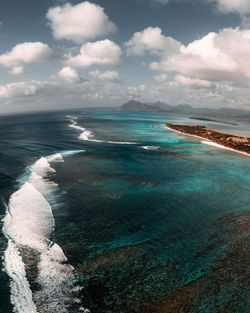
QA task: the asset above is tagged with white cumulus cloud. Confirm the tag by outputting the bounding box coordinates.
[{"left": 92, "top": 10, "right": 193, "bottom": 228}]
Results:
[
  {"left": 175, "top": 75, "right": 212, "bottom": 88},
  {"left": 209, "top": 0, "right": 250, "bottom": 15},
  {"left": 0, "top": 42, "right": 55, "bottom": 74},
  {"left": 47, "top": 1, "right": 117, "bottom": 43},
  {"left": 66, "top": 40, "right": 122, "bottom": 68},
  {"left": 0, "top": 75, "right": 250, "bottom": 111},
  {"left": 0, "top": 81, "right": 40, "bottom": 98},
  {"left": 125, "top": 27, "right": 181, "bottom": 56},
  {"left": 150, "top": 0, "right": 250, "bottom": 15},
  {"left": 150, "top": 28, "right": 250, "bottom": 83},
  {"left": 98, "top": 71, "right": 120, "bottom": 81},
  {"left": 154, "top": 73, "right": 168, "bottom": 82},
  {"left": 89, "top": 70, "right": 120, "bottom": 82},
  {"left": 59, "top": 66, "right": 82, "bottom": 82}
]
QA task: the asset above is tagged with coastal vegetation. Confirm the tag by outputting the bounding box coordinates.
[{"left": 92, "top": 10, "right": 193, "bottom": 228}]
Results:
[{"left": 166, "top": 123, "right": 250, "bottom": 155}]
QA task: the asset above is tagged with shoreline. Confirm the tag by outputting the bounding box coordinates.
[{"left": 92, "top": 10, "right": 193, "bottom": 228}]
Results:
[{"left": 165, "top": 124, "right": 250, "bottom": 157}]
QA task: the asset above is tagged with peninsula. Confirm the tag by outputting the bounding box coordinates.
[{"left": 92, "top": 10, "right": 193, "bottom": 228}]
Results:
[{"left": 165, "top": 123, "right": 250, "bottom": 156}]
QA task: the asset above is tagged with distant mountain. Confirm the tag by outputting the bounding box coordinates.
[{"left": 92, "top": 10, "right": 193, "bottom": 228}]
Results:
[
  {"left": 120, "top": 100, "right": 198, "bottom": 114},
  {"left": 152, "top": 101, "right": 173, "bottom": 111},
  {"left": 120, "top": 100, "right": 192, "bottom": 113},
  {"left": 120, "top": 100, "right": 157, "bottom": 112},
  {"left": 119, "top": 100, "right": 250, "bottom": 120}
]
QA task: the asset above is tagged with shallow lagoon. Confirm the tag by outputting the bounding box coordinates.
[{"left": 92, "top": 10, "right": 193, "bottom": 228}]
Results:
[{"left": 0, "top": 110, "right": 249, "bottom": 313}]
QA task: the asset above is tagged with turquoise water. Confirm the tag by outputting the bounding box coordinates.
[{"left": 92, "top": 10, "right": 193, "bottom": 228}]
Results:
[{"left": 0, "top": 110, "right": 249, "bottom": 313}]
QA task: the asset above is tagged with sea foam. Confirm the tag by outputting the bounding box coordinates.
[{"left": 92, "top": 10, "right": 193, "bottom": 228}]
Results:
[
  {"left": 3, "top": 240, "right": 38, "bottom": 313},
  {"left": 67, "top": 115, "right": 136, "bottom": 145},
  {"left": 68, "top": 116, "right": 100, "bottom": 142},
  {"left": 2, "top": 150, "right": 87, "bottom": 313},
  {"left": 141, "top": 146, "right": 160, "bottom": 150}
]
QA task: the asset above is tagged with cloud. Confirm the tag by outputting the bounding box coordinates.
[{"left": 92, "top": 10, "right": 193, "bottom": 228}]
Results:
[
  {"left": 0, "top": 81, "right": 40, "bottom": 98},
  {"left": 125, "top": 27, "right": 181, "bottom": 56},
  {"left": 0, "top": 42, "right": 55, "bottom": 74},
  {"left": 66, "top": 40, "right": 122, "bottom": 68},
  {"left": 88, "top": 70, "right": 101, "bottom": 78},
  {"left": 47, "top": 1, "right": 117, "bottom": 43},
  {"left": 89, "top": 70, "right": 120, "bottom": 82},
  {"left": 149, "top": 0, "right": 250, "bottom": 15},
  {"left": 1, "top": 74, "right": 250, "bottom": 112},
  {"left": 11, "top": 66, "right": 25, "bottom": 75},
  {"left": 154, "top": 73, "right": 168, "bottom": 82},
  {"left": 0, "top": 77, "right": 124, "bottom": 111},
  {"left": 175, "top": 75, "right": 212, "bottom": 88},
  {"left": 98, "top": 71, "right": 120, "bottom": 81},
  {"left": 58, "top": 66, "right": 82, "bottom": 82},
  {"left": 150, "top": 28, "right": 250, "bottom": 83},
  {"left": 208, "top": 0, "right": 250, "bottom": 15}
]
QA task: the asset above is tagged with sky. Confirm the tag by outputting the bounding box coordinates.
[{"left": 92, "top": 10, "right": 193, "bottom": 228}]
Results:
[{"left": 0, "top": 0, "right": 250, "bottom": 113}]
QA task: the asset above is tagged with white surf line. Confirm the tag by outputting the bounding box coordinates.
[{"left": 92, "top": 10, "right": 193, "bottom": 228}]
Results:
[
  {"left": 165, "top": 125, "right": 250, "bottom": 157},
  {"left": 2, "top": 150, "right": 88, "bottom": 313},
  {"left": 141, "top": 146, "right": 160, "bottom": 150},
  {"left": 3, "top": 237, "right": 38, "bottom": 313},
  {"left": 2, "top": 181, "right": 51, "bottom": 313},
  {"left": 67, "top": 115, "right": 137, "bottom": 145},
  {"left": 67, "top": 115, "right": 103, "bottom": 142}
]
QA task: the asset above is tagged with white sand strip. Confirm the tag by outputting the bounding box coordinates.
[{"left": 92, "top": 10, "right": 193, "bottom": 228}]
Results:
[{"left": 165, "top": 125, "right": 250, "bottom": 157}]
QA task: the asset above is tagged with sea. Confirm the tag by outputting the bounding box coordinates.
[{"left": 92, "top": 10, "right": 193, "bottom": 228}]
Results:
[{"left": 0, "top": 109, "right": 249, "bottom": 313}]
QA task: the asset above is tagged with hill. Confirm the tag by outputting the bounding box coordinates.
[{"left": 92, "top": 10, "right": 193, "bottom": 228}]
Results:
[{"left": 119, "top": 100, "right": 250, "bottom": 121}]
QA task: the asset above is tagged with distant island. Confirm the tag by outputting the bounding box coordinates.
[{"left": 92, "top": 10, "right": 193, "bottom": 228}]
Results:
[
  {"left": 165, "top": 123, "right": 250, "bottom": 156},
  {"left": 119, "top": 100, "right": 250, "bottom": 121},
  {"left": 189, "top": 117, "right": 238, "bottom": 126}
]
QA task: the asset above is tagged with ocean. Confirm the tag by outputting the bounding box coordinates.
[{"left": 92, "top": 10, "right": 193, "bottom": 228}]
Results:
[{"left": 0, "top": 109, "right": 249, "bottom": 313}]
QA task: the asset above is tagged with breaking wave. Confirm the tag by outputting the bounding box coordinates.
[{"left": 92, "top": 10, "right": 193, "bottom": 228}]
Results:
[
  {"left": 67, "top": 115, "right": 137, "bottom": 145},
  {"left": 2, "top": 150, "right": 89, "bottom": 313},
  {"left": 141, "top": 146, "right": 160, "bottom": 151}
]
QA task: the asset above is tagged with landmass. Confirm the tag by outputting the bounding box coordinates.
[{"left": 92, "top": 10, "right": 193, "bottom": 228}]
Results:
[
  {"left": 119, "top": 100, "right": 250, "bottom": 122},
  {"left": 165, "top": 123, "right": 250, "bottom": 156},
  {"left": 189, "top": 117, "right": 238, "bottom": 126}
]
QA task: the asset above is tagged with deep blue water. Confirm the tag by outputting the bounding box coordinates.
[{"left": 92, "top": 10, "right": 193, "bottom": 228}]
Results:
[{"left": 0, "top": 110, "right": 249, "bottom": 313}]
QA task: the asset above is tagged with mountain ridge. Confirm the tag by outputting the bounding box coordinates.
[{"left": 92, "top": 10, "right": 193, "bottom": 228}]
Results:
[{"left": 119, "top": 100, "right": 250, "bottom": 120}]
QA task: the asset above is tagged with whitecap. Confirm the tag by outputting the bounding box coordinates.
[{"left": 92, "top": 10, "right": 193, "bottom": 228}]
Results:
[
  {"left": 2, "top": 150, "right": 89, "bottom": 313},
  {"left": 141, "top": 146, "right": 160, "bottom": 150},
  {"left": 67, "top": 115, "right": 137, "bottom": 145},
  {"left": 3, "top": 240, "right": 38, "bottom": 313},
  {"left": 3, "top": 182, "right": 54, "bottom": 250}
]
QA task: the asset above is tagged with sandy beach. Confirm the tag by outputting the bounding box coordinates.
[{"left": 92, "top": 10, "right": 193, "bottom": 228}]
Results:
[{"left": 165, "top": 124, "right": 250, "bottom": 157}]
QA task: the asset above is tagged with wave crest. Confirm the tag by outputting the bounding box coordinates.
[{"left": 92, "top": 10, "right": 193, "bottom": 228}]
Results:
[
  {"left": 67, "top": 115, "right": 136, "bottom": 145},
  {"left": 2, "top": 150, "right": 88, "bottom": 313}
]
